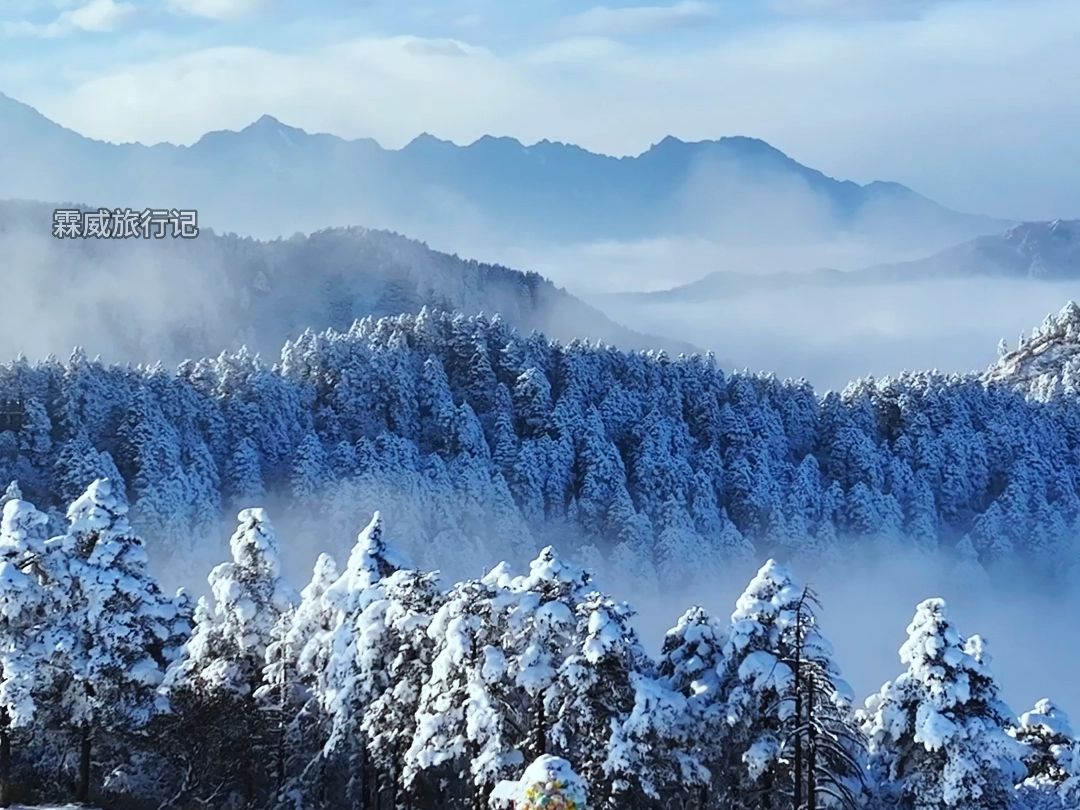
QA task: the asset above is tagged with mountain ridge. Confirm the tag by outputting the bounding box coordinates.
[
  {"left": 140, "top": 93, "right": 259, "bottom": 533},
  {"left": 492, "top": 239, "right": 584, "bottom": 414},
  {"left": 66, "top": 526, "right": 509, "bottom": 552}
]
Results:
[
  {"left": 0, "top": 199, "right": 695, "bottom": 363},
  {"left": 616, "top": 218, "right": 1080, "bottom": 303},
  {"left": 0, "top": 92, "right": 1007, "bottom": 249}
]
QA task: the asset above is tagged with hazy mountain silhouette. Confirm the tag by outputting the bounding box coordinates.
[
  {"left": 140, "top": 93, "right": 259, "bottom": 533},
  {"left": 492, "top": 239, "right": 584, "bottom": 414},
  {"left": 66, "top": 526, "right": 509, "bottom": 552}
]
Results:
[
  {"left": 0, "top": 200, "right": 694, "bottom": 363},
  {"left": 0, "top": 92, "right": 1006, "bottom": 251},
  {"left": 617, "top": 219, "right": 1080, "bottom": 302}
]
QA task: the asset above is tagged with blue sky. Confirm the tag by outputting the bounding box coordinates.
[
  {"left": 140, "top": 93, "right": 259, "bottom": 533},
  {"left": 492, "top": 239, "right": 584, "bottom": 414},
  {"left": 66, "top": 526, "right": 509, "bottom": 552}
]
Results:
[{"left": 2, "top": 0, "right": 1080, "bottom": 221}]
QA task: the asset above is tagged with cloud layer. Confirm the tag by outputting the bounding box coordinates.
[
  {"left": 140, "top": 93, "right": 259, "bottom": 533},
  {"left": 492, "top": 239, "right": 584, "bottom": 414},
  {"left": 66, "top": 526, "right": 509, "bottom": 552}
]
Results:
[
  {"left": 560, "top": 1, "right": 718, "bottom": 37},
  {"left": 2, "top": 0, "right": 1079, "bottom": 221}
]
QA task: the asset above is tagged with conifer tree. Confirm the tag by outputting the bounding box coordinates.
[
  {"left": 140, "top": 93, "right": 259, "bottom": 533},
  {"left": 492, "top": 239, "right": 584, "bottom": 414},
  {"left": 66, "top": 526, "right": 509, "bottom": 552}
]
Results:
[
  {"left": 860, "top": 599, "right": 1022, "bottom": 810},
  {"left": 0, "top": 498, "right": 50, "bottom": 806},
  {"left": 162, "top": 507, "right": 296, "bottom": 806},
  {"left": 1012, "top": 699, "right": 1076, "bottom": 787},
  {"left": 46, "top": 479, "right": 173, "bottom": 803}
]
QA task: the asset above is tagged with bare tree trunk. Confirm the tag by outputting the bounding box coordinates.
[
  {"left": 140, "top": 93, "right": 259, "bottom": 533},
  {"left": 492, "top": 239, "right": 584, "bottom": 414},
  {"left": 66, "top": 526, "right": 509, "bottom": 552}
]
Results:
[
  {"left": 807, "top": 677, "right": 817, "bottom": 810},
  {"left": 794, "top": 604, "right": 804, "bottom": 810},
  {"left": 0, "top": 719, "right": 11, "bottom": 808},
  {"left": 533, "top": 696, "right": 547, "bottom": 758},
  {"left": 77, "top": 726, "right": 91, "bottom": 804}
]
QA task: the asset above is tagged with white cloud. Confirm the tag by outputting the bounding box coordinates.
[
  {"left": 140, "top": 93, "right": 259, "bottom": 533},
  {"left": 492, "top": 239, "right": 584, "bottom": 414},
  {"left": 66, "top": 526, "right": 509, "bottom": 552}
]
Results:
[
  {"left": 0, "top": 0, "right": 134, "bottom": 37},
  {"left": 560, "top": 1, "right": 718, "bottom": 37},
  {"left": 65, "top": 0, "right": 136, "bottom": 31},
  {"left": 43, "top": 36, "right": 520, "bottom": 146},
  {"left": 168, "top": 0, "right": 271, "bottom": 20}
]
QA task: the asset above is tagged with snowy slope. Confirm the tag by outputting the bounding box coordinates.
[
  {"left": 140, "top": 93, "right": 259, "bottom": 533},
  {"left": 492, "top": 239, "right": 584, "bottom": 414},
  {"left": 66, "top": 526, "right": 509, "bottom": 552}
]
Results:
[{"left": 985, "top": 300, "right": 1080, "bottom": 399}]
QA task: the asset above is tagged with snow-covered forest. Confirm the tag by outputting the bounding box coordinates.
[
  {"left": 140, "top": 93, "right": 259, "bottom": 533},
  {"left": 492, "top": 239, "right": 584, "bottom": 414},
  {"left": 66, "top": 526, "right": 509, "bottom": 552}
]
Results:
[
  {"left": 0, "top": 306, "right": 1079, "bottom": 589},
  {"left": 1, "top": 477, "right": 1078, "bottom": 809}
]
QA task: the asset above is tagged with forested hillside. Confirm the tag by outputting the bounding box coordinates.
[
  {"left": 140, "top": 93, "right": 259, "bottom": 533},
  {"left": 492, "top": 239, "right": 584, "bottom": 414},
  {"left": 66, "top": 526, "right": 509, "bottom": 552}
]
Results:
[
  {"left": 1, "top": 480, "right": 1075, "bottom": 809},
  {"left": 0, "top": 200, "right": 685, "bottom": 363},
  {"left": 1, "top": 307, "right": 1079, "bottom": 587}
]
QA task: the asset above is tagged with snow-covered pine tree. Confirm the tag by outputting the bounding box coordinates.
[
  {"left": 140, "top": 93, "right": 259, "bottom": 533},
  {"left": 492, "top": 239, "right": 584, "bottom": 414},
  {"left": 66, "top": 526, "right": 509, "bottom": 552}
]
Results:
[
  {"left": 860, "top": 599, "right": 1022, "bottom": 810},
  {"left": 784, "top": 587, "right": 866, "bottom": 810},
  {"left": 0, "top": 483, "right": 21, "bottom": 511},
  {"left": 45, "top": 479, "right": 173, "bottom": 803},
  {"left": 605, "top": 668, "right": 708, "bottom": 808},
  {"left": 162, "top": 507, "right": 297, "bottom": 806},
  {"left": 362, "top": 568, "right": 443, "bottom": 810},
  {"left": 1012, "top": 699, "right": 1076, "bottom": 788},
  {"left": 175, "top": 507, "right": 297, "bottom": 695},
  {"left": 290, "top": 432, "right": 329, "bottom": 501},
  {"left": 0, "top": 498, "right": 50, "bottom": 805},
  {"left": 262, "top": 552, "right": 340, "bottom": 809},
  {"left": 547, "top": 592, "right": 655, "bottom": 809},
  {"left": 314, "top": 512, "right": 408, "bottom": 807},
  {"left": 405, "top": 573, "right": 522, "bottom": 810},
  {"left": 659, "top": 606, "right": 727, "bottom": 805},
  {"left": 717, "top": 560, "right": 864, "bottom": 810},
  {"left": 506, "top": 546, "right": 592, "bottom": 760}
]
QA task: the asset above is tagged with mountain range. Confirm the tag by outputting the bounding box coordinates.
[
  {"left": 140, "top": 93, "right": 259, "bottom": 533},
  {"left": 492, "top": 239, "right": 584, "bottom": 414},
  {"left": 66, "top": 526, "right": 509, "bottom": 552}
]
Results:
[
  {"left": 0, "top": 92, "right": 1005, "bottom": 252},
  {"left": 617, "top": 219, "right": 1080, "bottom": 302}
]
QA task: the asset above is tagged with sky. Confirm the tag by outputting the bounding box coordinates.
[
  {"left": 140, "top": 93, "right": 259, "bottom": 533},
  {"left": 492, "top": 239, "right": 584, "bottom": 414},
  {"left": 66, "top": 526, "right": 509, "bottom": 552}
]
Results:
[{"left": 1, "top": 0, "right": 1080, "bottom": 221}]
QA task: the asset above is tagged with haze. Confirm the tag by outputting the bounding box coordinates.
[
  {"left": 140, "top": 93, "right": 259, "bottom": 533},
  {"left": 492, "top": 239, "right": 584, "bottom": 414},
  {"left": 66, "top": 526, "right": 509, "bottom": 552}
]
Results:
[{"left": 4, "top": 0, "right": 1080, "bottom": 221}]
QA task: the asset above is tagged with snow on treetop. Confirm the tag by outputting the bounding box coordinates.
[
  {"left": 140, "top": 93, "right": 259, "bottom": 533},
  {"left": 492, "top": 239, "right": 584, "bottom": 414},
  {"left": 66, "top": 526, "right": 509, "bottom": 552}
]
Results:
[
  {"left": 338, "top": 512, "right": 411, "bottom": 590},
  {"left": 986, "top": 300, "right": 1080, "bottom": 399},
  {"left": 660, "top": 605, "right": 725, "bottom": 697},
  {"left": 899, "top": 599, "right": 969, "bottom": 679},
  {"left": 582, "top": 599, "right": 633, "bottom": 664},
  {"left": 728, "top": 558, "right": 802, "bottom": 649},
  {"left": 304, "top": 553, "right": 340, "bottom": 598},
  {"left": 668, "top": 605, "right": 716, "bottom": 642},
  {"left": 230, "top": 508, "right": 283, "bottom": 579},
  {"left": 0, "top": 499, "right": 47, "bottom": 551},
  {"left": 1021, "top": 699, "right": 1075, "bottom": 738},
  {"left": 482, "top": 560, "right": 515, "bottom": 587},
  {"left": 66, "top": 478, "right": 129, "bottom": 535},
  {"left": 515, "top": 545, "right": 590, "bottom": 595}
]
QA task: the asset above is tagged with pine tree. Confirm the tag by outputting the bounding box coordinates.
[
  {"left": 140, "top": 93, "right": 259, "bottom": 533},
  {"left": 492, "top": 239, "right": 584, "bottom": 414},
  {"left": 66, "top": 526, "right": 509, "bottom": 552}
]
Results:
[
  {"left": 291, "top": 432, "right": 329, "bottom": 501},
  {"left": 405, "top": 575, "right": 521, "bottom": 809},
  {"left": 506, "top": 547, "right": 592, "bottom": 760},
  {"left": 269, "top": 552, "right": 340, "bottom": 808},
  {"left": 1012, "top": 699, "right": 1076, "bottom": 787},
  {"left": 314, "top": 512, "right": 407, "bottom": 807},
  {"left": 659, "top": 606, "right": 727, "bottom": 804},
  {"left": 46, "top": 479, "right": 173, "bottom": 803},
  {"left": 547, "top": 592, "right": 652, "bottom": 809},
  {"left": 860, "top": 599, "right": 1022, "bottom": 810},
  {"left": 363, "top": 568, "right": 443, "bottom": 809},
  {"left": 717, "top": 560, "right": 864, "bottom": 810},
  {"left": 163, "top": 507, "right": 297, "bottom": 806},
  {"left": 0, "top": 498, "right": 50, "bottom": 805}
]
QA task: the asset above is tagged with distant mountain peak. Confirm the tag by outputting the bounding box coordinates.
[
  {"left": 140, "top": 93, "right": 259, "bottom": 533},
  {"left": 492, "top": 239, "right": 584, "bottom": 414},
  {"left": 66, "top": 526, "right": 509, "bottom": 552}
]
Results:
[
  {"left": 190, "top": 112, "right": 313, "bottom": 151},
  {"left": 241, "top": 113, "right": 307, "bottom": 140},
  {"left": 653, "top": 134, "right": 686, "bottom": 148},
  {"left": 249, "top": 113, "right": 285, "bottom": 129},
  {"left": 0, "top": 90, "right": 1006, "bottom": 249},
  {"left": 404, "top": 131, "right": 453, "bottom": 150}
]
